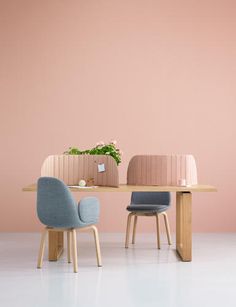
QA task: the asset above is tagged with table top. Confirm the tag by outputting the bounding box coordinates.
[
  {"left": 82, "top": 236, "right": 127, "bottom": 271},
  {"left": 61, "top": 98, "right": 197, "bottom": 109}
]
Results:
[{"left": 22, "top": 183, "right": 217, "bottom": 193}]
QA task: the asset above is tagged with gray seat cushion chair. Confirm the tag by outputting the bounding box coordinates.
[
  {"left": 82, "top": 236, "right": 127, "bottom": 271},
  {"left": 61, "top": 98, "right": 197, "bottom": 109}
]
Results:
[
  {"left": 36, "top": 177, "right": 102, "bottom": 273},
  {"left": 125, "top": 192, "right": 172, "bottom": 249}
]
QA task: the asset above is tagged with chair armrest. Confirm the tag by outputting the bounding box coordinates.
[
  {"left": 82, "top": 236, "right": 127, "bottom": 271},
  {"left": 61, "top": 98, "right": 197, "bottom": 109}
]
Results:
[{"left": 78, "top": 197, "right": 100, "bottom": 224}]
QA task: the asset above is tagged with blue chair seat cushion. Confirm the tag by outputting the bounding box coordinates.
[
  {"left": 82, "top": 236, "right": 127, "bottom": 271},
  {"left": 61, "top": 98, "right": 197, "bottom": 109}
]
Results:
[{"left": 127, "top": 204, "right": 168, "bottom": 213}]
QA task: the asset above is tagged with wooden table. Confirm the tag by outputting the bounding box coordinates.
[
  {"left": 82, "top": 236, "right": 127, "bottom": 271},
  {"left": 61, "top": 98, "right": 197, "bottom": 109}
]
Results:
[{"left": 23, "top": 183, "right": 217, "bottom": 262}]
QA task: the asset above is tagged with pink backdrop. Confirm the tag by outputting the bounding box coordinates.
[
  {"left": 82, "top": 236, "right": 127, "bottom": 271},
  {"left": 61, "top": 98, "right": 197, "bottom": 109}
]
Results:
[{"left": 1, "top": 0, "right": 236, "bottom": 232}]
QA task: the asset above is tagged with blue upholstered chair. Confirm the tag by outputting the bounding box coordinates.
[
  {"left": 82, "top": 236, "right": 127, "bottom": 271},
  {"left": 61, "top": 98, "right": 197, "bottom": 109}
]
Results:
[
  {"left": 36, "top": 177, "right": 102, "bottom": 273},
  {"left": 125, "top": 192, "right": 172, "bottom": 249}
]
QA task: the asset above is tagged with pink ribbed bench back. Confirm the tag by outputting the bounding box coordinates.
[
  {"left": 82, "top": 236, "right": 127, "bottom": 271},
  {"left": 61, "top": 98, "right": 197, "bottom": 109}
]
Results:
[
  {"left": 127, "top": 155, "right": 198, "bottom": 186},
  {"left": 41, "top": 155, "right": 119, "bottom": 187}
]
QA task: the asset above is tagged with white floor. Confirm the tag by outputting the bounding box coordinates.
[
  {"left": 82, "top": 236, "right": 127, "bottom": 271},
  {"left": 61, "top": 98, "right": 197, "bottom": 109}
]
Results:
[{"left": 0, "top": 233, "right": 236, "bottom": 307}]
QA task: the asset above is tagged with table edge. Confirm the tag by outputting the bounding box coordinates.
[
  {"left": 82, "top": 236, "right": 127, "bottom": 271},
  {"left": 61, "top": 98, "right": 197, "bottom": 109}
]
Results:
[{"left": 22, "top": 183, "right": 217, "bottom": 192}]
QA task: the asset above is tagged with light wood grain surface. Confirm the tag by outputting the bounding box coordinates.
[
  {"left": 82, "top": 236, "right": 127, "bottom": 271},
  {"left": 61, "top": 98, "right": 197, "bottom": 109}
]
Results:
[
  {"left": 23, "top": 183, "right": 217, "bottom": 193},
  {"left": 176, "top": 192, "right": 192, "bottom": 261}
]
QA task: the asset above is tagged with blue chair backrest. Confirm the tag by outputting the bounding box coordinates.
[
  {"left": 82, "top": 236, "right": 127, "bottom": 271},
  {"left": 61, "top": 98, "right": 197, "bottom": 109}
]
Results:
[
  {"left": 37, "top": 177, "right": 81, "bottom": 228},
  {"left": 131, "top": 192, "right": 171, "bottom": 206}
]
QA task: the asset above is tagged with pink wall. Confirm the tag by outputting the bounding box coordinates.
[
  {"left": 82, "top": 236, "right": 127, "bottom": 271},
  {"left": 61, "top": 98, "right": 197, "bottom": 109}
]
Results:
[{"left": 1, "top": 0, "right": 236, "bottom": 232}]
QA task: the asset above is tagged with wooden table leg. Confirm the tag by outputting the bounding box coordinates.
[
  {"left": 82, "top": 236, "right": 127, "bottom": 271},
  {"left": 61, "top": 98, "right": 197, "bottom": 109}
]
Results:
[
  {"left": 176, "top": 192, "right": 192, "bottom": 262},
  {"left": 48, "top": 231, "right": 64, "bottom": 261}
]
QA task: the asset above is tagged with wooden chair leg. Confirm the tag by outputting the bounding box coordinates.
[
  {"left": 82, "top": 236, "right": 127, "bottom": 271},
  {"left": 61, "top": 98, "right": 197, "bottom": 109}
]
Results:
[
  {"left": 163, "top": 212, "right": 172, "bottom": 245},
  {"left": 67, "top": 230, "right": 72, "bottom": 263},
  {"left": 71, "top": 229, "right": 78, "bottom": 273},
  {"left": 132, "top": 215, "right": 138, "bottom": 244},
  {"left": 92, "top": 226, "right": 102, "bottom": 267},
  {"left": 155, "top": 213, "right": 161, "bottom": 249},
  {"left": 37, "top": 228, "right": 47, "bottom": 269},
  {"left": 125, "top": 213, "right": 134, "bottom": 248}
]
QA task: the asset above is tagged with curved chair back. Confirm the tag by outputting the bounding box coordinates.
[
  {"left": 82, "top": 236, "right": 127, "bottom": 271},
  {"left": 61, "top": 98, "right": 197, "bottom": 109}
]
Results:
[
  {"left": 131, "top": 192, "right": 171, "bottom": 207},
  {"left": 37, "top": 177, "right": 81, "bottom": 228}
]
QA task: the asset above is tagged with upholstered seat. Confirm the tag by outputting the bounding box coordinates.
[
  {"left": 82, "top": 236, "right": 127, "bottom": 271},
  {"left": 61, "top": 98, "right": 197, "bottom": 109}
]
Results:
[{"left": 127, "top": 204, "right": 168, "bottom": 213}]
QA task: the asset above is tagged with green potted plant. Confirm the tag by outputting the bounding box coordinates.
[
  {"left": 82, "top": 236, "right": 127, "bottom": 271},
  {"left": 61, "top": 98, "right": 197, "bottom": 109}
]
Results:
[{"left": 64, "top": 140, "right": 123, "bottom": 166}]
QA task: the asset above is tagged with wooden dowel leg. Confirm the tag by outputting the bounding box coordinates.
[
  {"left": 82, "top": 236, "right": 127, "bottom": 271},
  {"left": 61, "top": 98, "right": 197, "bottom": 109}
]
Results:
[
  {"left": 125, "top": 213, "right": 133, "bottom": 248},
  {"left": 163, "top": 212, "right": 172, "bottom": 245},
  {"left": 37, "top": 228, "right": 47, "bottom": 269},
  {"left": 67, "top": 231, "right": 72, "bottom": 263},
  {"left": 92, "top": 226, "right": 102, "bottom": 267},
  {"left": 155, "top": 213, "right": 161, "bottom": 249},
  {"left": 132, "top": 215, "right": 138, "bottom": 244},
  {"left": 71, "top": 229, "right": 78, "bottom": 273}
]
